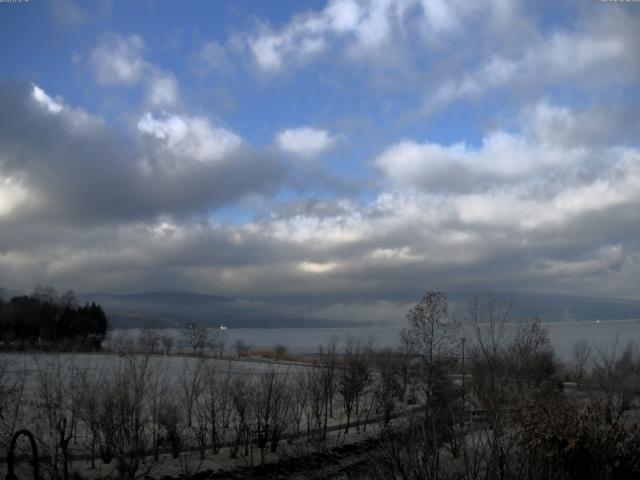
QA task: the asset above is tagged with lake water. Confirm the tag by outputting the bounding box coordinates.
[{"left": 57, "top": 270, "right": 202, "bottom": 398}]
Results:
[{"left": 114, "top": 319, "right": 640, "bottom": 362}]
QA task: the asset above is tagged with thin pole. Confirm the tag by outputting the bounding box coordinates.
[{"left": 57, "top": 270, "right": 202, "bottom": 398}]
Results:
[{"left": 461, "top": 337, "right": 466, "bottom": 409}]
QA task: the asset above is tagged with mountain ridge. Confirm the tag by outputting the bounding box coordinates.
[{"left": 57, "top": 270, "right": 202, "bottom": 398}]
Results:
[{"left": 3, "top": 287, "right": 640, "bottom": 328}]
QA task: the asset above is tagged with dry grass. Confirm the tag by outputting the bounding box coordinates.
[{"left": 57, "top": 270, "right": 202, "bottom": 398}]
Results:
[{"left": 250, "top": 345, "right": 298, "bottom": 361}]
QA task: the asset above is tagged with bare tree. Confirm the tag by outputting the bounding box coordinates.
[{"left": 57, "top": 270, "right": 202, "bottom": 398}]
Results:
[
  {"left": 219, "top": 361, "right": 236, "bottom": 447},
  {"left": 508, "top": 317, "right": 557, "bottom": 393},
  {"left": 178, "top": 357, "right": 206, "bottom": 429},
  {"left": 234, "top": 339, "right": 251, "bottom": 358},
  {"left": 338, "top": 337, "right": 372, "bottom": 433},
  {"left": 158, "top": 397, "right": 183, "bottom": 459},
  {"left": 181, "top": 322, "right": 208, "bottom": 355},
  {"left": 372, "top": 348, "right": 403, "bottom": 429},
  {"left": 401, "top": 292, "right": 461, "bottom": 362},
  {"left": 203, "top": 359, "right": 221, "bottom": 453},
  {"left": 252, "top": 368, "right": 291, "bottom": 463},
  {"left": 401, "top": 292, "right": 461, "bottom": 400},
  {"left": 307, "top": 339, "right": 339, "bottom": 447},
  {"left": 229, "top": 374, "right": 252, "bottom": 459},
  {"left": 0, "top": 356, "right": 26, "bottom": 455},
  {"left": 287, "top": 369, "right": 309, "bottom": 441},
  {"left": 208, "top": 329, "right": 227, "bottom": 358},
  {"left": 32, "top": 356, "right": 78, "bottom": 480},
  {"left": 571, "top": 339, "right": 592, "bottom": 385},
  {"left": 161, "top": 334, "right": 174, "bottom": 355},
  {"left": 593, "top": 339, "right": 640, "bottom": 421},
  {"left": 273, "top": 344, "right": 289, "bottom": 360},
  {"left": 467, "top": 292, "right": 514, "bottom": 480},
  {"left": 147, "top": 357, "right": 170, "bottom": 461},
  {"left": 401, "top": 291, "right": 461, "bottom": 452},
  {"left": 138, "top": 327, "right": 161, "bottom": 353},
  {"left": 77, "top": 366, "right": 106, "bottom": 469},
  {"left": 98, "top": 354, "right": 157, "bottom": 479}
]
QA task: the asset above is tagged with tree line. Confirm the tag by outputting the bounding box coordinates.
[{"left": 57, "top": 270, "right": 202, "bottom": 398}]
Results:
[{"left": 0, "top": 286, "right": 109, "bottom": 350}]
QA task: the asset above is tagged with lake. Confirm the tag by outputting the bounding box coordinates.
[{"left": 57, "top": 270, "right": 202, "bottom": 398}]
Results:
[{"left": 113, "top": 319, "right": 640, "bottom": 362}]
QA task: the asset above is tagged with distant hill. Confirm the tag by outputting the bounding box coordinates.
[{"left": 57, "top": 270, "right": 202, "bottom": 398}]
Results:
[
  {"left": 73, "top": 289, "right": 640, "bottom": 329},
  {"left": 512, "top": 291, "right": 640, "bottom": 321},
  {"left": 76, "top": 291, "right": 368, "bottom": 329},
  {"left": 447, "top": 291, "right": 640, "bottom": 323},
  {"left": 3, "top": 286, "right": 639, "bottom": 329},
  {"left": 82, "top": 291, "right": 230, "bottom": 306}
]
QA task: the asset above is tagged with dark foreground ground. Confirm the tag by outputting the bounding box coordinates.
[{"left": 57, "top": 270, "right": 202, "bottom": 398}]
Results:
[{"left": 150, "top": 438, "right": 378, "bottom": 480}]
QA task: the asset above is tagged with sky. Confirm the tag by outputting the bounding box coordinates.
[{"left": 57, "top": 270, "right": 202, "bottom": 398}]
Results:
[{"left": 0, "top": 0, "right": 639, "bottom": 323}]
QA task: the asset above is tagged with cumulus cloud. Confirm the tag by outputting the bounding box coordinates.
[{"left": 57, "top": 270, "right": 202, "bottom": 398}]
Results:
[
  {"left": 243, "top": 0, "right": 442, "bottom": 72},
  {"left": 373, "top": 100, "right": 638, "bottom": 195},
  {"left": 240, "top": 0, "right": 515, "bottom": 74},
  {"left": 90, "top": 33, "right": 145, "bottom": 85},
  {"left": 89, "top": 33, "right": 182, "bottom": 109},
  {"left": 0, "top": 84, "right": 282, "bottom": 225},
  {"left": 189, "top": 40, "right": 232, "bottom": 76},
  {"left": 0, "top": 176, "right": 30, "bottom": 217},
  {"left": 137, "top": 112, "right": 242, "bottom": 165},
  {"left": 31, "top": 85, "right": 63, "bottom": 113},
  {"left": 146, "top": 73, "right": 179, "bottom": 107},
  {"left": 276, "top": 127, "right": 338, "bottom": 158},
  {"left": 427, "top": 12, "right": 639, "bottom": 111},
  {"left": 375, "top": 133, "right": 578, "bottom": 191}
]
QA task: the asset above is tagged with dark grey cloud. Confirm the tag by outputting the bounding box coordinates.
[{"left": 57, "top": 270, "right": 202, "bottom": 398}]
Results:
[{"left": 0, "top": 83, "right": 285, "bottom": 226}]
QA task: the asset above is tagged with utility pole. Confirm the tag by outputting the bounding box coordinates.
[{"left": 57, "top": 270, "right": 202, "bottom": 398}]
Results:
[{"left": 461, "top": 336, "right": 466, "bottom": 411}]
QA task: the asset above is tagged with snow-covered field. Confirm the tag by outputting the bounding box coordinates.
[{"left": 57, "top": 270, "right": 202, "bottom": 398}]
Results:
[{"left": 0, "top": 352, "right": 307, "bottom": 393}]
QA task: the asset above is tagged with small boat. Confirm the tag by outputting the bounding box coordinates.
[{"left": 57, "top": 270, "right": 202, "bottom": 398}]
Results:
[{"left": 218, "top": 324, "right": 227, "bottom": 330}]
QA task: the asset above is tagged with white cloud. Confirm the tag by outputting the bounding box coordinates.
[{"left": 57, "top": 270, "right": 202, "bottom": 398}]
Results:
[
  {"left": 30, "top": 84, "right": 102, "bottom": 132},
  {"left": 250, "top": 35, "right": 287, "bottom": 72},
  {"left": 137, "top": 112, "right": 242, "bottom": 165},
  {"left": 146, "top": 73, "right": 179, "bottom": 107},
  {"left": 89, "top": 34, "right": 184, "bottom": 112},
  {"left": 419, "top": 0, "right": 462, "bottom": 33},
  {"left": 244, "top": 0, "right": 509, "bottom": 73},
  {"left": 276, "top": 127, "right": 338, "bottom": 158},
  {"left": 254, "top": 208, "right": 367, "bottom": 247},
  {"left": 90, "top": 34, "right": 145, "bottom": 86},
  {"left": 31, "top": 85, "right": 63, "bottom": 114},
  {"left": 428, "top": 25, "right": 631, "bottom": 111},
  {"left": 190, "top": 40, "right": 231, "bottom": 75},
  {"left": 298, "top": 260, "right": 338, "bottom": 273},
  {"left": 375, "top": 133, "right": 585, "bottom": 187},
  {"left": 0, "top": 176, "right": 31, "bottom": 217},
  {"left": 375, "top": 99, "right": 609, "bottom": 190},
  {"left": 244, "top": 0, "right": 402, "bottom": 72},
  {"left": 326, "top": 0, "right": 362, "bottom": 32}
]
